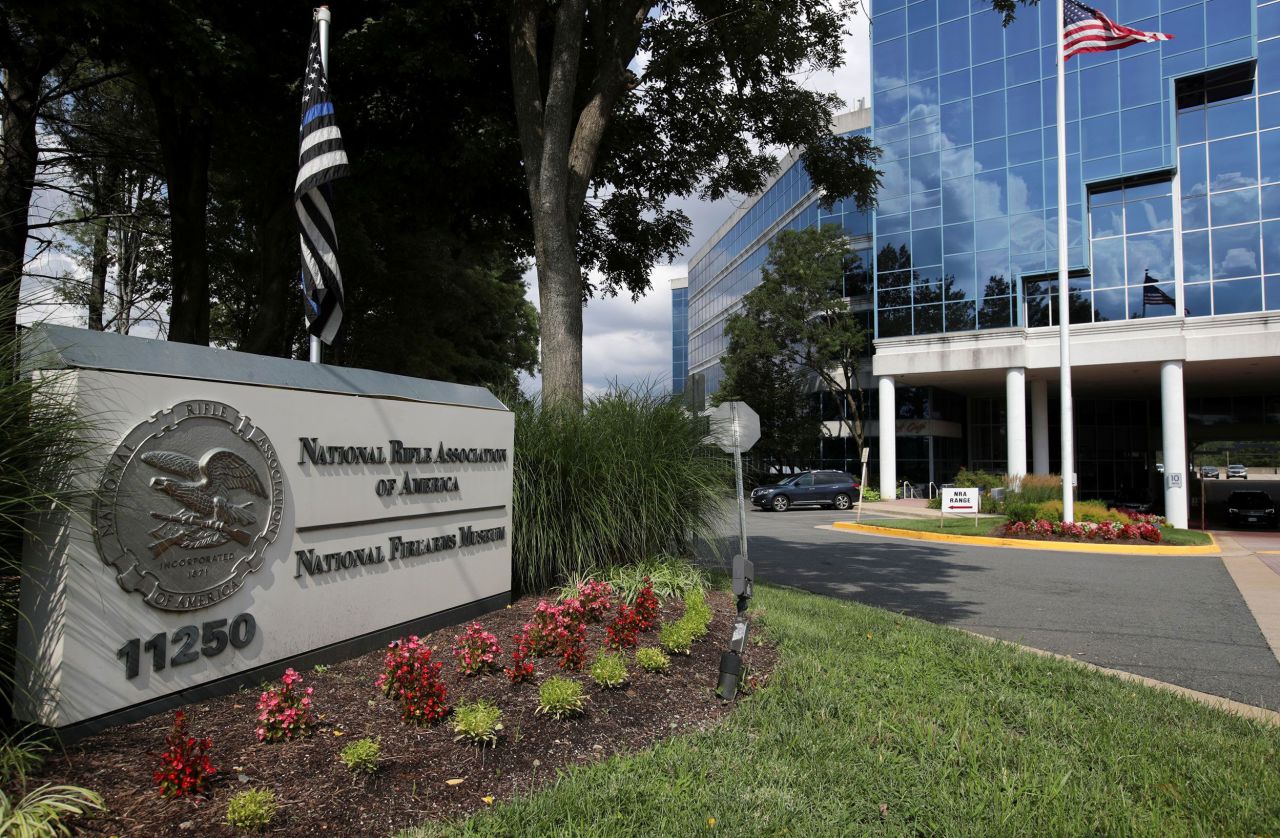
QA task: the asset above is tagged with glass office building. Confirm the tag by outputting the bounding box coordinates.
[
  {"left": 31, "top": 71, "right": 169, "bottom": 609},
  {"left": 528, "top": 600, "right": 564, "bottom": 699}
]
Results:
[
  {"left": 871, "top": 0, "right": 1280, "bottom": 526},
  {"left": 684, "top": 1, "right": 1280, "bottom": 525},
  {"left": 671, "top": 276, "right": 688, "bottom": 395},
  {"left": 686, "top": 107, "right": 875, "bottom": 412}
]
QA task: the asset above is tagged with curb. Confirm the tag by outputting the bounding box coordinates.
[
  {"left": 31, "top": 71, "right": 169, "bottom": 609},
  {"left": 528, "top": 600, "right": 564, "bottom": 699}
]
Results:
[
  {"left": 829, "top": 521, "right": 1221, "bottom": 555},
  {"left": 959, "top": 629, "right": 1280, "bottom": 726}
]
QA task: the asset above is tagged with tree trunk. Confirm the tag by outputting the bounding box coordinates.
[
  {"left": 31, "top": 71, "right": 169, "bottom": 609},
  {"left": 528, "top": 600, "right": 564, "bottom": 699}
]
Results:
[
  {"left": 85, "top": 163, "right": 119, "bottom": 331},
  {"left": 147, "top": 79, "right": 212, "bottom": 345},
  {"left": 532, "top": 218, "right": 584, "bottom": 404},
  {"left": 0, "top": 63, "right": 45, "bottom": 337},
  {"left": 240, "top": 198, "right": 297, "bottom": 357}
]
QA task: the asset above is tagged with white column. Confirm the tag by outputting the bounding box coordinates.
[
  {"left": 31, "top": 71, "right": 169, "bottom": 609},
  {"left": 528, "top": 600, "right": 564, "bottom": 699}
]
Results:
[
  {"left": 1161, "top": 360, "right": 1188, "bottom": 529},
  {"left": 878, "top": 376, "right": 896, "bottom": 496},
  {"left": 1031, "top": 378, "right": 1050, "bottom": 475},
  {"left": 1006, "top": 367, "right": 1027, "bottom": 482}
]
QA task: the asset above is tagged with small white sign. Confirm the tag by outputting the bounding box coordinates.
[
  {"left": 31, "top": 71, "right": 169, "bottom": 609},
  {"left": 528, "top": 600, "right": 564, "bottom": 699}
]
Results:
[{"left": 942, "top": 487, "right": 980, "bottom": 513}]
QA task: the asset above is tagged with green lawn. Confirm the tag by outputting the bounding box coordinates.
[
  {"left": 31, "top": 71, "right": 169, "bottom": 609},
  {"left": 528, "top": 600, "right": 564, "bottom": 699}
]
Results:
[
  {"left": 859, "top": 515, "right": 1005, "bottom": 535},
  {"left": 858, "top": 516, "right": 1215, "bottom": 547},
  {"left": 407, "top": 583, "right": 1280, "bottom": 837}
]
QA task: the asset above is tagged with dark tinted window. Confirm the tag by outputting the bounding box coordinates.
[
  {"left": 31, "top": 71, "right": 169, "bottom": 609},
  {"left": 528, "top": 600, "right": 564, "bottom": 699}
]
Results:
[
  {"left": 1229, "top": 492, "right": 1272, "bottom": 506},
  {"left": 815, "top": 473, "right": 843, "bottom": 485},
  {"left": 793, "top": 474, "right": 814, "bottom": 487}
]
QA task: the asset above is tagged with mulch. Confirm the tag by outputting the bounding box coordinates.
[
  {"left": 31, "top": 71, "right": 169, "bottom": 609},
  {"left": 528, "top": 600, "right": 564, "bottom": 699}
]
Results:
[{"left": 40, "top": 590, "right": 776, "bottom": 836}]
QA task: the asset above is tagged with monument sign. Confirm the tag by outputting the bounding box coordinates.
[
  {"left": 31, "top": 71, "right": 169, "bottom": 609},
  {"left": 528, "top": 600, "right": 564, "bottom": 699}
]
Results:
[{"left": 17, "top": 326, "right": 514, "bottom": 733}]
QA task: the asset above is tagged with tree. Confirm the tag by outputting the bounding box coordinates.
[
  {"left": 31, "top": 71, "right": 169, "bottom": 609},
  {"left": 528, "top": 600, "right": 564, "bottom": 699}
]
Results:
[
  {"left": 44, "top": 74, "right": 169, "bottom": 334},
  {"left": 716, "top": 348, "right": 820, "bottom": 474},
  {"left": 722, "top": 226, "right": 870, "bottom": 458},
  {"left": 507, "top": 0, "right": 880, "bottom": 407}
]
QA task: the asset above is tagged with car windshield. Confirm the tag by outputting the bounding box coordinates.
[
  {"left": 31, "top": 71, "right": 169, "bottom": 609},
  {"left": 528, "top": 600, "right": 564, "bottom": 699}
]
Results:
[
  {"left": 780, "top": 474, "right": 806, "bottom": 485},
  {"left": 1229, "top": 492, "right": 1272, "bottom": 506}
]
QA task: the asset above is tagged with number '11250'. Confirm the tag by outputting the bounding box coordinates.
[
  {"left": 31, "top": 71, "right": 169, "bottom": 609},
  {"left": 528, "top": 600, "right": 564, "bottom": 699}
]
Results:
[{"left": 116, "top": 613, "right": 257, "bottom": 679}]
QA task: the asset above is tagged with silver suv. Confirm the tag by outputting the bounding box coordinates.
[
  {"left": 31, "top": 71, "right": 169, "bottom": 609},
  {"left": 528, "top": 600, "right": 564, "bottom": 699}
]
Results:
[{"left": 1227, "top": 464, "right": 1248, "bottom": 479}]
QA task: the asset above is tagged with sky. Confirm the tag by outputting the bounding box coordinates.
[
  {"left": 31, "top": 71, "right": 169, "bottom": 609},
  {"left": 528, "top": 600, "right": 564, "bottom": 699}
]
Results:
[{"left": 523, "top": 11, "right": 873, "bottom": 397}]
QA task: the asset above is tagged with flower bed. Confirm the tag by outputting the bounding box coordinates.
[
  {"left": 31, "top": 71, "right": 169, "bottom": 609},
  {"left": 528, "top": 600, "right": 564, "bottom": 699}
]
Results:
[
  {"left": 36, "top": 589, "right": 773, "bottom": 837},
  {"left": 998, "top": 518, "right": 1163, "bottom": 543}
]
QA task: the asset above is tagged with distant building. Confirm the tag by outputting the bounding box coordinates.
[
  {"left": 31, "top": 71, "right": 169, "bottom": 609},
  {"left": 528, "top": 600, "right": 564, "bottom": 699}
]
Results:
[{"left": 670, "top": 276, "right": 688, "bottom": 394}]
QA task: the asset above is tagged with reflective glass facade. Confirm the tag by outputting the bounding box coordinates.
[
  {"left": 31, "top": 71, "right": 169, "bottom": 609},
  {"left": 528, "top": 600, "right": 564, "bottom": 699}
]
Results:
[
  {"left": 872, "top": 0, "right": 1270, "bottom": 338},
  {"left": 671, "top": 283, "right": 688, "bottom": 394},
  {"left": 687, "top": 117, "right": 874, "bottom": 390}
]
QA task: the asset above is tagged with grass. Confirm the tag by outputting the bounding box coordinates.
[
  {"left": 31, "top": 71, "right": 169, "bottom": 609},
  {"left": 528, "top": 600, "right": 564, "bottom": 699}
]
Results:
[
  {"left": 858, "top": 517, "right": 1215, "bottom": 547},
  {"left": 511, "top": 389, "right": 731, "bottom": 594},
  {"left": 405, "top": 582, "right": 1280, "bottom": 837},
  {"left": 859, "top": 516, "right": 1006, "bottom": 535}
]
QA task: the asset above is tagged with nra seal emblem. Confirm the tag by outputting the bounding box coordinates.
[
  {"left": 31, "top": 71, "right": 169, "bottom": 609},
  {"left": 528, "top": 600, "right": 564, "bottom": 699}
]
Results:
[{"left": 93, "top": 400, "right": 284, "bottom": 611}]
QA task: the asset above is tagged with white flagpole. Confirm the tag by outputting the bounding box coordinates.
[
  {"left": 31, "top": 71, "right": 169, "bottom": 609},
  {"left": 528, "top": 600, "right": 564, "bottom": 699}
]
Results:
[
  {"left": 1056, "top": 0, "right": 1076, "bottom": 522},
  {"left": 308, "top": 5, "right": 331, "bottom": 366}
]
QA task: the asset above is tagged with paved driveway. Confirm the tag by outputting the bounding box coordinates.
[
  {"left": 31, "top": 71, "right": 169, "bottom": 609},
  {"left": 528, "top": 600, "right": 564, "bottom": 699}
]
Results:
[{"left": 708, "top": 508, "right": 1280, "bottom": 710}]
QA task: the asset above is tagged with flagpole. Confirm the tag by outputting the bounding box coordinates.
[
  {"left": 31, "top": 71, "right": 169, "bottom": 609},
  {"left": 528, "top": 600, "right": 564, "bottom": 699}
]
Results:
[
  {"left": 1056, "top": 0, "right": 1076, "bottom": 522},
  {"left": 308, "top": 4, "right": 331, "bottom": 367}
]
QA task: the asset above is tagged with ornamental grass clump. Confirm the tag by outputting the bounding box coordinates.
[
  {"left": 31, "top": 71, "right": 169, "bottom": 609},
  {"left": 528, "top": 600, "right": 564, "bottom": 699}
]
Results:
[
  {"left": 226, "top": 788, "right": 277, "bottom": 832},
  {"left": 606, "top": 559, "right": 706, "bottom": 604},
  {"left": 536, "top": 677, "right": 586, "bottom": 720},
  {"left": 154, "top": 711, "right": 215, "bottom": 798},
  {"left": 512, "top": 389, "right": 731, "bottom": 594},
  {"left": 452, "top": 621, "right": 501, "bottom": 675},
  {"left": 377, "top": 636, "right": 450, "bottom": 724},
  {"left": 635, "top": 646, "right": 670, "bottom": 674},
  {"left": 452, "top": 700, "right": 504, "bottom": 748},
  {"left": 255, "top": 668, "right": 316, "bottom": 742},
  {"left": 339, "top": 738, "right": 380, "bottom": 775},
  {"left": 590, "top": 651, "right": 629, "bottom": 689}
]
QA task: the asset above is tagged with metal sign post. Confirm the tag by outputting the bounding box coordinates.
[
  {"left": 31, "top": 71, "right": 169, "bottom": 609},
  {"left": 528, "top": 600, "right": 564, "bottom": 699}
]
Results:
[
  {"left": 856, "top": 446, "right": 870, "bottom": 523},
  {"left": 704, "top": 401, "right": 759, "bottom": 700}
]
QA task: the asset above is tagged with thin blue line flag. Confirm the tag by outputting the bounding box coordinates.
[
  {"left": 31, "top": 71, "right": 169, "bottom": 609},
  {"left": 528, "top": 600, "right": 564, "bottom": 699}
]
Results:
[{"left": 296, "top": 13, "right": 349, "bottom": 344}]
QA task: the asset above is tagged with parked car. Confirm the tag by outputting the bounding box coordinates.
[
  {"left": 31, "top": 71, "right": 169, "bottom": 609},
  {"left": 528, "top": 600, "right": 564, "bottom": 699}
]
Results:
[
  {"left": 751, "top": 470, "right": 861, "bottom": 512},
  {"left": 1227, "top": 464, "right": 1248, "bottom": 479},
  {"left": 1200, "top": 465, "right": 1220, "bottom": 479},
  {"left": 1226, "top": 490, "right": 1277, "bottom": 528}
]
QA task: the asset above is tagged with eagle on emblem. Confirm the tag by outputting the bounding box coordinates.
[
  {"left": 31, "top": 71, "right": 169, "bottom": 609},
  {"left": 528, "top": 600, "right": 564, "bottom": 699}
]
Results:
[{"left": 141, "top": 448, "right": 268, "bottom": 557}]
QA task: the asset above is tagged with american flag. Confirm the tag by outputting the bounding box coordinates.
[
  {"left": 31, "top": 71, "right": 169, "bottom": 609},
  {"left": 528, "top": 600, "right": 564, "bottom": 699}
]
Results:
[
  {"left": 296, "top": 13, "right": 349, "bottom": 345},
  {"left": 1063, "top": 0, "right": 1172, "bottom": 60},
  {"left": 1142, "top": 270, "right": 1175, "bottom": 307}
]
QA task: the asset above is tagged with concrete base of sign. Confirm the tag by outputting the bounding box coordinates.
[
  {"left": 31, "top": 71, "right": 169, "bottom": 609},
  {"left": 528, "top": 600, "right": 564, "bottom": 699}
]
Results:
[{"left": 16, "top": 326, "right": 515, "bottom": 734}]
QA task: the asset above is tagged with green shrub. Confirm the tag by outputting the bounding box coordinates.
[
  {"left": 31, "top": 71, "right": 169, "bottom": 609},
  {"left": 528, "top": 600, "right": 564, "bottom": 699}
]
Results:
[
  {"left": 1002, "top": 499, "right": 1040, "bottom": 524},
  {"left": 926, "top": 495, "right": 941, "bottom": 509},
  {"left": 589, "top": 651, "right": 629, "bottom": 688},
  {"left": 452, "top": 700, "right": 504, "bottom": 747},
  {"left": 953, "top": 468, "right": 1006, "bottom": 493},
  {"left": 603, "top": 555, "right": 706, "bottom": 603},
  {"left": 659, "top": 621, "right": 695, "bottom": 655},
  {"left": 226, "top": 788, "right": 277, "bottom": 832},
  {"left": 1012, "top": 474, "right": 1062, "bottom": 505},
  {"left": 1033, "top": 499, "right": 1126, "bottom": 524},
  {"left": 537, "top": 677, "right": 586, "bottom": 720},
  {"left": 0, "top": 784, "right": 104, "bottom": 838},
  {"left": 681, "top": 589, "right": 713, "bottom": 639},
  {"left": 512, "top": 390, "right": 732, "bottom": 594},
  {"left": 860, "top": 487, "right": 882, "bottom": 502},
  {"left": 339, "top": 737, "right": 380, "bottom": 774},
  {"left": 635, "top": 647, "right": 670, "bottom": 673}
]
